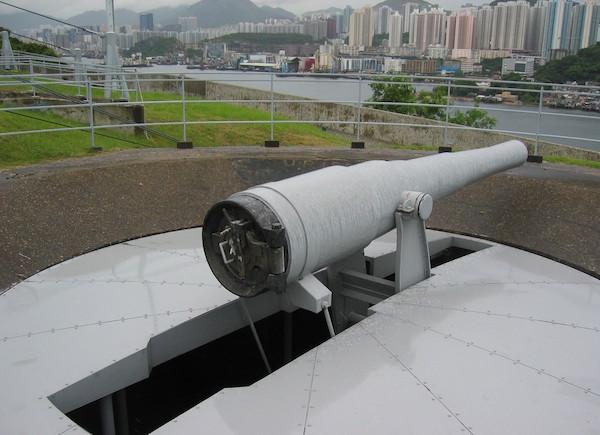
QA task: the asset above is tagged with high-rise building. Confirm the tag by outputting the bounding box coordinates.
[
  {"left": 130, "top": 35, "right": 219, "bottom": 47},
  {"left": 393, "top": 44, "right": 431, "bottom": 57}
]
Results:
[
  {"left": 542, "top": 0, "right": 600, "bottom": 55},
  {"left": 178, "top": 16, "right": 198, "bottom": 32},
  {"left": 409, "top": 8, "right": 447, "bottom": 52},
  {"left": 377, "top": 6, "right": 393, "bottom": 34},
  {"left": 139, "top": 13, "right": 154, "bottom": 31},
  {"left": 349, "top": 7, "right": 375, "bottom": 48},
  {"left": 543, "top": 0, "right": 573, "bottom": 56},
  {"left": 327, "top": 18, "right": 337, "bottom": 38},
  {"left": 446, "top": 8, "right": 476, "bottom": 50},
  {"left": 581, "top": 0, "right": 600, "bottom": 48},
  {"left": 490, "top": 1, "right": 529, "bottom": 50},
  {"left": 474, "top": 6, "right": 494, "bottom": 49},
  {"left": 403, "top": 2, "right": 420, "bottom": 33},
  {"left": 389, "top": 12, "right": 404, "bottom": 48},
  {"left": 343, "top": 6, "right": 354, "bottom": 34},
  {"left": 567, "top": 2, "right": 587, "bottom": 51},
  {"left": 304, "top": 19, "right": 328, "bottom": 41},
  {"left": 526, "top": 2, "right": 549, "bottom": 53}
]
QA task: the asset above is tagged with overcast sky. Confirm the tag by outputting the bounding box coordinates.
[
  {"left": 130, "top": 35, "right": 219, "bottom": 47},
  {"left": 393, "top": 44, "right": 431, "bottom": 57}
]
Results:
[{"left": 0, "top": 0, "right": 480, "bottom": 18}]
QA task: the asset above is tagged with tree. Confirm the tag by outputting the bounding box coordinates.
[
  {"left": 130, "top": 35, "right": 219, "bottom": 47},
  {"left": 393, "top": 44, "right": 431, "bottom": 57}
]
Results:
[
  {"left": 449, "top": 108, "right": 497, "bottom": 129},
  {"left": 480, "top": 58, "right": 502, "bottom": 75},
  {"left": 415, "top": 86, "right": 447, "bottom": 120},
  {"left": 369, "top": 76, "right": 418, "bottom": 114},
  {"left": 372, "top": 33, "right": 389, "bottom": 47},
  {"left": 370, "top": 77, "right": 497, "bottom": 129}
]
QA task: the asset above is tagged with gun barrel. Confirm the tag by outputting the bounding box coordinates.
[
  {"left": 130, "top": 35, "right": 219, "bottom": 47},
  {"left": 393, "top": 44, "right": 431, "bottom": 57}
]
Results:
[{"left": 203, "top": 140, "right": 527, "bottom": 297}]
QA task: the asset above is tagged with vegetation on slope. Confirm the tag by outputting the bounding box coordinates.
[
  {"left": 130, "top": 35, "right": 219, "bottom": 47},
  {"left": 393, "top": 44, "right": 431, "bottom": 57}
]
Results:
[
  {"left": 535, "top": 43, "right": 600, "bottom": 84},
  {"left": 125, "top": 37, "right": 182, "bottom": 58},
  {"left": 0, "top": 27, "right": 57, "bottom": 57}
]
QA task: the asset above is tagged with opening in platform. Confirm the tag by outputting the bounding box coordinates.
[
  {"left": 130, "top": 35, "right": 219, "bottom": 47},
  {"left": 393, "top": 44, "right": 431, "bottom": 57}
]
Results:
[{"left": 67, "top": 309, "right": 331, "bottom": 434}]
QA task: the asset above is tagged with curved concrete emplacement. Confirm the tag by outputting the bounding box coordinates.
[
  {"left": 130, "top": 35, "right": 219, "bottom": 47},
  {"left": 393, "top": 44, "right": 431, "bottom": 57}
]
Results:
[{"left": 1, "top": 146, "right": 599, "bottom": 291}]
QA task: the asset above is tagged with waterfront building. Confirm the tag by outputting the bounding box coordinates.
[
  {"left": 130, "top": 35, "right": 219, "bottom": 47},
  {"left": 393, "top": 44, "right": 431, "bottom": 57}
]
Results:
[
  {"left": 403, "top": 58, "right": 440, "bottom": 73},
  {"left": 501, "top": 55, "right": 538, "bottom": 76},
  {"left": 427, "top": 44, "right": 448, "bottom": 58},
  {"left": 338, "top": 56, "right": 382, "bottom": 72}
]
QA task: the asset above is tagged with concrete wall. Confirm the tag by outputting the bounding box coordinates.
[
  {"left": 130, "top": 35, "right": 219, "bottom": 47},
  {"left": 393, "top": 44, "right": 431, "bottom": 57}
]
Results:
[
  {"left": 1, "top": 147, "right": 599, "bottom": 292},
  {"left": 205, "top": 81, "right": 600, "bottom": 161},
  {"left": 0, "top": 91, "right": 145, "bottom": 136}
]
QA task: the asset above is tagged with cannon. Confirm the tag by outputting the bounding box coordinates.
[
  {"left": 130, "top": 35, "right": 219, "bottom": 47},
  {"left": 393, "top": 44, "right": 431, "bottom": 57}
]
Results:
[{"left": 203, "top": 140, "right": 528, "bottom": 314}]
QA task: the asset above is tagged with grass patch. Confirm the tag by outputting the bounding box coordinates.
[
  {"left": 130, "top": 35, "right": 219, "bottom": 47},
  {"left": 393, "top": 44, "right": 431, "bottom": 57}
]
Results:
[
  {"left": 544, "top": 155, "right": 600, "bottom": 170},
  {"left": 0, "top": 85, "right": 347, "bottom": 169}
]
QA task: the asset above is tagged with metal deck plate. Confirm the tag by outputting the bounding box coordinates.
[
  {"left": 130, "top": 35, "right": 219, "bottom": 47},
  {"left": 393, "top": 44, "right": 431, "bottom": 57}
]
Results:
[
  {"left": 1, "top": 229, "right": 599, "bottom": 434},
  {"left": 155, "top": 235, "right": 600, "bottom": 434}
]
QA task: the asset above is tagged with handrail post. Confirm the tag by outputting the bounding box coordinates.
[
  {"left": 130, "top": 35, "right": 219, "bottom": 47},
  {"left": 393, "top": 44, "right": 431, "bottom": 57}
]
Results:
[
  {"left": 182, "top": 75, "right": 187, "bottom": 143},
  {"left": 86, "top": 79, "right": 98, "bottom": 151},
  {"left": 29, "top": 59, "right": 36, "bottom": 97},
  {"left": 270, "top": 72, "right": 274, "bottom": 141},
  {"left": 444, "top": 78, "right": 451, "bottom": 148},
  {"left": 357, "top": 74, "right": 362, "bottom": 141},
  {"left": 351, "top": 73, "right": 364, "bottom": 149},
  {"left": 265, "top": 72, "right": 279, "bottom": 147},
  {"left": 177, "top": 75, "right": 192, "bottom": 149},
  {"left": 535, "top": 87, "right": 543, "bottom": 156}
]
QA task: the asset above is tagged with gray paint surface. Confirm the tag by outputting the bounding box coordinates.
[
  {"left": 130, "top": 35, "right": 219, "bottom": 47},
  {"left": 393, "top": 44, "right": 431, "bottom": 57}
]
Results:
[{"left": 1, "top": 228, "right": 599, "bottom": 434}]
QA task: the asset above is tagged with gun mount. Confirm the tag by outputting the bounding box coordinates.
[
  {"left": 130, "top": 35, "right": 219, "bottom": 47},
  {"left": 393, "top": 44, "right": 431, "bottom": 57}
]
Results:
[{"left": 203, "top": 141, "right": 528, "bottom": 329}]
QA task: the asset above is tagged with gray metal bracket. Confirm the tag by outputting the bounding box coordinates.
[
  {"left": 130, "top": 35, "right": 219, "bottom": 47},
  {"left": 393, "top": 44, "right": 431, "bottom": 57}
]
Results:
[{"left": 395, "top": 191, "right": 433, "bottom": 292}]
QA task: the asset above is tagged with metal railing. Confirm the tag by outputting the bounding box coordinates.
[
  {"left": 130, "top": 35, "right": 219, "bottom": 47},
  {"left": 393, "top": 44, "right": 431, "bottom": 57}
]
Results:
[{"left": 1, "top": 56, "right": 599, "bottom": 156}]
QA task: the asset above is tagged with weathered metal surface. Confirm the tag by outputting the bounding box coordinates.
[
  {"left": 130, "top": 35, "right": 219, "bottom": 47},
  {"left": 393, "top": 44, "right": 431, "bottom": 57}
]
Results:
[
  {"left": 204, "top": 141, "right": 527, "bottom": 296},
  {"left": 155, "top": 231, "right": 600, "bottom": 435}
]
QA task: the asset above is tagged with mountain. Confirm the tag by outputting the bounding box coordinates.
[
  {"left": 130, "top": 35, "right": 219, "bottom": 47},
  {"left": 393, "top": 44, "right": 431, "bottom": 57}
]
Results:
[
  {"left": 184, "top": 0, "right": 295, "bottom": 27},
  {"left": 374, "top": 0, "right": 432, "bottom": 10},
  {"left": 0, "top": 0, "right": 295, "bottom": 32},
  {"left": 68, "top": 9, "right": 139, "bottom": 27},
  {"left": 144, "top": 6, "right": 189, "bottom": 25},
  {"left": 260, "top": 5, "right": 296, "bottom": 20},
  {"left": 302, "top": 7, "right": 344, "bottom": 17}
]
